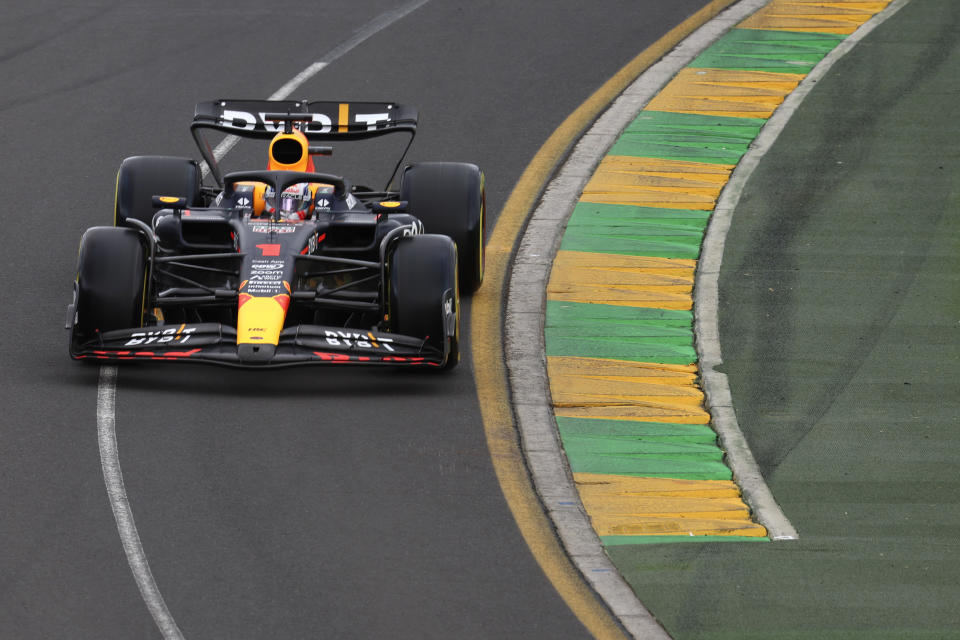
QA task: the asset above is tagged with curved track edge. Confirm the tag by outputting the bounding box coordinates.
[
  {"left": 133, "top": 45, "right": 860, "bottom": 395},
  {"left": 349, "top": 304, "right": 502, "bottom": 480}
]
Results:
[
  {"left": 503, "top": 0, "right": 915, "bottom": 637},
  {"left": 489, "top": 1, "right": 761, "bottom": 637}
]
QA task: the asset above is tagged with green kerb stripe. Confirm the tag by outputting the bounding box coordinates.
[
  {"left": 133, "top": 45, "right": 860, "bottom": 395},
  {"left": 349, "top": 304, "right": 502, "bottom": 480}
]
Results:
[
  {"left": 545, "top": 300, "right": 696, "bottom": 365},
  {"left": 691, "top": 28, "right": 846, "bottom": 74},
  {"left": 610, "top": 111, "right": 765, "bottom": 164},
  {"left": 558, "top": 417, "right": 717, "bottom": 442},
  {"left": 566, "top": 450, "right": 731, "bottom": 479},
  {"left": 561, "top": 202, "right": 710, "bottom": 260},
  {"left": 558, "top": 417, "right": 729, "bottom": 480}
]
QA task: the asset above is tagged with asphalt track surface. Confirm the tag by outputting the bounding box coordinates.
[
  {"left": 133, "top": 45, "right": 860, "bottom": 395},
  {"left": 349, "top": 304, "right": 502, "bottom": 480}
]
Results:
[{"left": 0, "top": 2, "right": 716, "bottom": 638}]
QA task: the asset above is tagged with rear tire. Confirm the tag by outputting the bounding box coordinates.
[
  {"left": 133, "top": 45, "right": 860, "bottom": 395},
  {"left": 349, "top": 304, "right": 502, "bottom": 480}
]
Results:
[
  {"left": 115, "top": 155, "right": 202, "bottom": 226},
  {"left": 400, "top": 162, "right": 485, "bottom": 293},
  {"left": 389, "top": 234, "right": 459, "bottom": 370},
  {"left": 71, "top": 227, "right": 146, "bottom": 351}
]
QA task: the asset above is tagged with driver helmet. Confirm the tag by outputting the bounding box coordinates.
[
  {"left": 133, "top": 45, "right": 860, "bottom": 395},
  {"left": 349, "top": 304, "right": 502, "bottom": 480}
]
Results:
[{"left": 263, "top": 183, "right": 314, "bottom": 221}]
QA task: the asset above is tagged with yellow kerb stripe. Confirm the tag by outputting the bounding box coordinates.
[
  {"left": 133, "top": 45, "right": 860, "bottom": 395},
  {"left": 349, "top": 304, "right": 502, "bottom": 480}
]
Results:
[
  {"left": 645, "top": 68, "right": 803, "bottom": 119},
  {"left": 575, "top": 473, "right": 768, "bottom": 537},
  {"left": 548, "top": 250, "right": 696, "bottom": 310},
  {"left": 739, "top": 0, "right": 892, "bottom": 34},
  {"left": 547, "top": 356, "right": 710, "bottom": 424},
  {"left": 581, "top": 156, "right": 735, "bottom": 210}
]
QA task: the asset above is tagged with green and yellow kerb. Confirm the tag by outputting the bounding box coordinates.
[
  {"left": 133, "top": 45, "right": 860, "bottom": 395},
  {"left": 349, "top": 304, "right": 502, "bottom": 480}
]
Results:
[{"left": 545, "top": 0, "right": 893, "bottom": 544}]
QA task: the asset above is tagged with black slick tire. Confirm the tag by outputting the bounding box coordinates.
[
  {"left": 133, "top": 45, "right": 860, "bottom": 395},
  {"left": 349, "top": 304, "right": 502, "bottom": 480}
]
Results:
[
  {"left": 399, "top": 162, "right": 485, "bottom": 293},
  {"left": 389, "top": 234, "right": 459, "bottom": 370},
  {"left": 71, "top": 227, "right": 146, "bottom": 353},
  {"left": 115, "top": 155, "right": 201, "bottom": 226}
]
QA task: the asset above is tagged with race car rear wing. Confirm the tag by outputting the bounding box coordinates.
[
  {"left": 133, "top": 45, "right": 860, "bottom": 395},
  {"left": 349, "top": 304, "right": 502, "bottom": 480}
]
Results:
[{"left": 191, "top": 99, "right": 418, "bottom": 186}]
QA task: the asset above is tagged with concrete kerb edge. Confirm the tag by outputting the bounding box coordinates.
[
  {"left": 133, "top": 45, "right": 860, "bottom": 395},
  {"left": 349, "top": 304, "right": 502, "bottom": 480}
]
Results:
[
  {"left": 503, "top": 0, "right": 773, "bottom": 637},
  {"left": 695, "top": 0, "right": 912, "bottom": 543}
]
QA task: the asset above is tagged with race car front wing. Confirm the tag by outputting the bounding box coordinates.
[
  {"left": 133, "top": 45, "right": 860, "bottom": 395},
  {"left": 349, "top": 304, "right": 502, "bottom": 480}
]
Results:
[{"left": 69, "top": 322, "right": 448, "bottom": 368}]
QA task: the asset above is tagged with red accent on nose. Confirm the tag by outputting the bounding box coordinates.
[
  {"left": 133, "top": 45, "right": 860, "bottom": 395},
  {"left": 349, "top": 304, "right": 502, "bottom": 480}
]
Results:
[
  {"left": 313, "top": 352, "right": 351, "bottom": 361},
  {"left": 257, "top": 243, "right": 282, "bottom": 256},
  {"left": 273, "top": 294, "right": 290, "bottom": 312},
  {"left": 238, "top": 293, "right": 253, "bottom": 308},
  {"left": 165, "top": 348, "right": 202, "bottom": 358}
]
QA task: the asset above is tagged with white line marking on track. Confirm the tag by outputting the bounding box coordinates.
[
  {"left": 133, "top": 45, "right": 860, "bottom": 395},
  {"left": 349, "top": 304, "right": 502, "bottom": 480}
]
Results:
[
  {"left": 97, "top": 1, "right": 431, "bottom": 636},
  {"left": 98, "top": 365, "right": 185, "bottom": 640},
  {"left": 211, "top": 0, "right": 430, "bottom": 163}
]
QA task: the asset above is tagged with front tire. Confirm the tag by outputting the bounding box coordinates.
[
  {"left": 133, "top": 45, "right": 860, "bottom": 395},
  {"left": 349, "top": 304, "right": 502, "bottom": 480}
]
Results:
[
  {"left": 389, "top": 234, "right": 459, "bottom": 370},
  {"left": 70, "top": 227, "right": 146, "bottom": 353}
]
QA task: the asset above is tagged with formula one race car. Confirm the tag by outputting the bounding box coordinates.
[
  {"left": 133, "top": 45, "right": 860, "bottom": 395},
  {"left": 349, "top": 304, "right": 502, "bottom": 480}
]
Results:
[{"left": 66, "top": 99, "right": 485, "bottom": 369}]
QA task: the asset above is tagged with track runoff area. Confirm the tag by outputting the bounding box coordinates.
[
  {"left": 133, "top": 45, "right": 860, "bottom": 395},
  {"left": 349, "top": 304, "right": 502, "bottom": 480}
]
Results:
[{"left": 473, "top": 0, "right": 957, "bottom": 639}]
